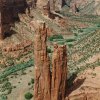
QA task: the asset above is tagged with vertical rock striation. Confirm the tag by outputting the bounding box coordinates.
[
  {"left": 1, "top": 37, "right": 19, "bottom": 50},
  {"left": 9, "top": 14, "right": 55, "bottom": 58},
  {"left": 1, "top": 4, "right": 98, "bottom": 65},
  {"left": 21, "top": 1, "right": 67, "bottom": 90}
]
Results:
[
  {"left": 34, "top": 22, "right": 67, "bottom": 100},
  {"left": 34, "top": 22, "right": 51, "bottom": 100},
  {"left": 51, "top": 44, "right": 67, "bottom": 100}
]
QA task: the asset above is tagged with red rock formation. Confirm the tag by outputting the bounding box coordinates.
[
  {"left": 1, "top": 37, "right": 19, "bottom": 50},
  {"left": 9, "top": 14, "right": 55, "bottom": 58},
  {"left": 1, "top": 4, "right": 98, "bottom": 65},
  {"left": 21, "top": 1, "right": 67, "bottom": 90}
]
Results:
[
  {"left": 2, "top": 40, "right": 32, "bottom": 52},
  {"left": 30, "top": 20, "right": 53, "bottom": 36},
  {"left": 34, "top": 22, "right": 51, "bottom": 100},
  {"left": 51, "top": 44, "right": 67, "bottom": 100},
  {"left": 34, "top": 22, "right": 67, "bottom": 100}
]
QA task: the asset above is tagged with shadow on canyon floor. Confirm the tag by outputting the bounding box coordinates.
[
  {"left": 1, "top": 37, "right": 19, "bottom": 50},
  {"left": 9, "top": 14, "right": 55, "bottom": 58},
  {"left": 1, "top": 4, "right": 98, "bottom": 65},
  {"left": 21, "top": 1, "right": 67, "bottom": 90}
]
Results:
[{"left": 66, "top": 72, "right": 86, "bottom": 97}]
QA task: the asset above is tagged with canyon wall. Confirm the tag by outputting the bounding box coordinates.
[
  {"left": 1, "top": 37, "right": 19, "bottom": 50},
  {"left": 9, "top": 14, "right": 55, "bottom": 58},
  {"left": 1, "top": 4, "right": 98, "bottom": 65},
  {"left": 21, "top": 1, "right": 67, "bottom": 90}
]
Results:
[{"left": 0, "top": 0, "right": 28, "bottom": 39}]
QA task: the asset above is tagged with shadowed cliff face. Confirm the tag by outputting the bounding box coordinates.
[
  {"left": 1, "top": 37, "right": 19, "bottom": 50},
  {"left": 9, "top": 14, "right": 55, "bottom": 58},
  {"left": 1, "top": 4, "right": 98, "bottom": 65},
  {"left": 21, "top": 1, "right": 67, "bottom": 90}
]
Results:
[
  {"left": 0, "top": 0, "right": 29, "bottom": 23},
  {"left": 0, "top": 0, "right": 29, "bottom": 39}
]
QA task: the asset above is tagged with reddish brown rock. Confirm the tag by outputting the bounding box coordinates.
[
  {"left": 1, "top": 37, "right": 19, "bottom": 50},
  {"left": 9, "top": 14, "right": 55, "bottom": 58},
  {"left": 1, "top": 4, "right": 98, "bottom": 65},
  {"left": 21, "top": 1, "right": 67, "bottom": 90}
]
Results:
[
  {"left": 34, "top": 22, "right": 51, "bottom": 100},
  {"left": 51, "top": 44, "right": 67, "bottom": 100},
  {"left": 34, "top": 22, "right": 67, "bottom": 100},
  {"left": 2, "top": 40, "right": 32, "bottom": 52}
]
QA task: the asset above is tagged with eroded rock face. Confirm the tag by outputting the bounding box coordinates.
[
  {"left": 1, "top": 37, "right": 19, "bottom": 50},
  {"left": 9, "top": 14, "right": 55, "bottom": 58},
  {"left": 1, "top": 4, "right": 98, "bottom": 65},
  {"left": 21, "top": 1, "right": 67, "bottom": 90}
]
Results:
[
  {"left": 34, "top": 22, "right": 51, "bottom": 100},
  {"left": 2, "top": 40, "right": 32, "bottom": 52},
  {"left": 49, "top": 0, "right": 63, "bottom": 12},
  {"left": 34, "top": 22, "right": 67, "bottom": 100},
  {"left": 66, "top": 67, "right": 100, "bottom": 100},
  {"left": 0, "top": 6, "right": 16, "bottom": 39},
  {"left": 51, "top": 44, "right": 67, "bottom": 100}
]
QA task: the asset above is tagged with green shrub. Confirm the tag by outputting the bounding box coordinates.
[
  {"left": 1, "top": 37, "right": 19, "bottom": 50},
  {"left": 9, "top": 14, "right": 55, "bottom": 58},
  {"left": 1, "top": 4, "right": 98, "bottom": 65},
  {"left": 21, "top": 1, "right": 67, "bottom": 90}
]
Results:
[
  {"left": 78, "top": 29, "right": 84, "bottom": 33},
  {"left": 24, "top": 92, "right": 33, "bottom": 100},
  {"left": 28, "top": 82, "right": 31, "bottom": 86},
  {"left": 0, "top": 78, "right": 8, "bottom": 84},
  {"left": 97, "top": 24, "right": 100, "bottom": 27},
  {"left": 1, "top": 81, "right": 12, "bottom": 94},
  {"left": 68, "top": 44, "right": 73, "bottom": 48},
  {"left": 0, "top": 95, "right": 7, "bottom": 100},
  {"left": 66, "top": 38, "right": 76, "bottom": 42},
  {"left": 57, "top": 41, "right": 65, "bottom": 45},
  {"left": 74, "top": 33, "right": 78, "bottom": 37},
  {"left": 47, "top": 48, "right": 52, "bottom": 53},
  {"left": 13, "top": 86, "right": 16, "bottom": 88},
  {"left": 0, "top": 59, "right": 34, "bottom": 80},
  {"left": 0, "top": 64, "right": 7, "bottom": 68},
  {"left": 31, "top": 78, "right": 34, "bottom": 84},
  {"left": 48, "top": 35, "right": 63, "bottom": 41},
  {"left": 7, "top": 60, "right": 14, "bottom": 66}
]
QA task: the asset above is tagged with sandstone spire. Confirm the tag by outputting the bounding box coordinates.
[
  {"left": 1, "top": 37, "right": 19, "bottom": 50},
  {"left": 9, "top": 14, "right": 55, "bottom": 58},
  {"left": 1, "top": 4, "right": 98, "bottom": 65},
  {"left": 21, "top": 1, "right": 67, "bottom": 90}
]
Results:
[
  {"left": 51, "top": 44, "right": 67, "bottom": 100},
  {"left": 34, "top": 22, "right": 51, "bottom": 100},
  {"left": 34, "top": 22, "right": 67, "bottom": 100}
]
